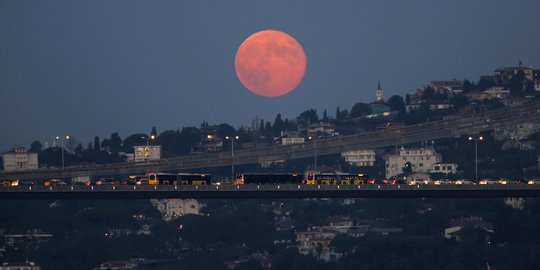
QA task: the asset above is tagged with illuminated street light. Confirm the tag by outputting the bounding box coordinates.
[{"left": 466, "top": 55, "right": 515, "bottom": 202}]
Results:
[
  {"left": 468, "top": 135, "right": 484, "bottom": 183},
  {"left": 308, "top": 136, "right": 317, "bottom": 171},
  {"left": 225, "top": 136, "right": 240, "bottom": 177},
  {"left": 55, "top": 135, "right": 70, "bottom": 170}
]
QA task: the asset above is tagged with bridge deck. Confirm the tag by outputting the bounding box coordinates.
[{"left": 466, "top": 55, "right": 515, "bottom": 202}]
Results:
[{"left": 2, "top": 184, "right": 540, "bottom": 199}]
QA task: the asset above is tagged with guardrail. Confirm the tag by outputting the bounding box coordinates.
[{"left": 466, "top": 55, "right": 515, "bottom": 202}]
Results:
[{"left": 2, "top": 184, "right": 540, "bottom": 199}]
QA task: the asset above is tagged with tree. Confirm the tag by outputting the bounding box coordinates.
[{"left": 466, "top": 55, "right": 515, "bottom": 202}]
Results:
[
  {"left": 402, "top": 161, "right": 412, "bottom": 173},
  {"left": 123, "top": 133, "right": 148, "bottom": 153},
  {"left": 30, "top": 140, "right": 43, "bottom": 152},
  {"left": 297, "top": 109, "right": 319, "bottom": 126},
  {"left": 350, "top": 102, "right": 369, "bottom": 118},
  {"left": 336, "top": 107, "right": 341, "bottom": 120},
  {"left": 273, "top": 114, "right": 285, "bottom": 136},
  {"left": 74, "top": 143, "right": 83, "bottom": 156},
  {"left": 323, "top": 110, "right": 328, "bottom": 121},
  {"left": 463, "top": 79, "right": 475, "bottom": 92},
  {"left": 93, "top": 136, "right": 100, "bottom": 151},
  {"left": 387, "top": 95, "right": 406, "bottom": 114},
  {"left": 508, "top": 70, "right": 526, "bottom": 96},
  {"left": 110, "top": 133, "right": 122, "bottom": 153},
  {"left": 150, "top": 126, "right": 158, "bottom": 139}
]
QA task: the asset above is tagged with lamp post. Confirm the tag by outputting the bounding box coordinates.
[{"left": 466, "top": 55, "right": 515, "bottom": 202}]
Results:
[
  {"left": 55, "top": 135, "right": 70, "bottom": 170},
  {"left": 468, "top": 135, "right": 484, "bottom": 183},
  {"left": 225, "top": 136, "right": 239, "bottom": 178},
  {"left": 308, "top": 136, "right": 317, "bottom": 171},
  {"left": 141, "top": 134, "right": 156, "bottom": 164}
]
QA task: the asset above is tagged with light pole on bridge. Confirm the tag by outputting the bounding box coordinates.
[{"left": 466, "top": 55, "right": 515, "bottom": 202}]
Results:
[
  {"left": 225, "top": 136, "right": 239, "bottom": 178},
  {"left": 468, "top": 135, "right": 483, "bottom": 183},
  {"left": 55, "top": 135, "right": 70, "bottom": 171}
]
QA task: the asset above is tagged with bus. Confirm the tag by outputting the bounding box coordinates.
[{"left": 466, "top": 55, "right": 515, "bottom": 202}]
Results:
[
  {"left": 233, "top": 173, "right": 303, "bottom": 185},
  {"left": 148, "top": 173, "right": 212, "bottom": 185},
  {"left": 304, "top": 171, "right": 368, "bottom": 185}
]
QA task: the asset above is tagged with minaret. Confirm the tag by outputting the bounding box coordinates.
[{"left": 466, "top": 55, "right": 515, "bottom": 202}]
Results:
[{"left": 375, "top": 81, "right": 384, "bottom": 102}]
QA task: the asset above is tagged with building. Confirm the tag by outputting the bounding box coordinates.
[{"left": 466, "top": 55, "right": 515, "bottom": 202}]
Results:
[
  {"left": 431, "top": 80, "right": 464, "bottom": 94},
  {"left": 375, "top": 81, "right": 384, "bottom": 102},
  {"left": 444, "top": 216, "right": 493, "bottom": 242},
  {"left": 483, "top": 87, "right": 510, "bottom": 99},
  {"left": 194, "top": 134, "right": 224, "bottom": 152},
  {"left": 495, "top": 122, "right": 540, "bottom": 141},
  {"left": 133, "top": 145, "right": 161, "bottom": 162},
  {"left": 495, "top": 65, "right": 534, "bottom": 83},
  {"left": 307, "top": 122, "right": 338, "bottom": 138},
  {"left": 2, "top": 146, "right": 38, "bottom": 172},
  {"left": 341, "top": 150, "right": 376, "bottom": 166},
  {"left": 94, "top": 260, "right": 138, "bottom": 270},
  {"left": 4, "top": 230, "right": 52, "bottom": 249},
  {"left": 430, "top": 163, "right": 458, "bottom": 175},
  {"left": 384, "top": 147, "right": 442, "bottom": 178},
  {"left": 295, "top": 229, "right": 342, "bottom": 262},
  {"left": 281, "top": 137, "right": 305, "bottom": 145},
  {"left": 0, "top": 262, "right": 41, "bottom": 270},
  {"left": 151, "top": 199, "right": 205, "bottom": 221}
]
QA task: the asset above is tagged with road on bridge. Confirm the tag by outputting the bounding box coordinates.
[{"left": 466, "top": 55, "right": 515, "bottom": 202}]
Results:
[{"left": 1, "top": 184, "right": 540, "bottom": 199}]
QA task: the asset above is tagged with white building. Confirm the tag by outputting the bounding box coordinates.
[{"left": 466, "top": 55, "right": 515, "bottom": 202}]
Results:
[
  {"left": 2, "top": 146, "right": 38, "bottom": 172},
  {"left": 151, "top": 199, "right": 205, "bottom": 221},
  {"left": 133, "top": 145, "right": 161, "bottom": 162},
  {"left": 281, "top": 137, "right": 305, "bottom": 145},
  {"left": 341, "top": 150, "right": 376, "bottom": 166},
  {"left": 0, "top": 262, "right": 41, "bottom": 270},
  {"left": 483, "top": 87, "right": 510, "bottom": 99},
  {"left": 307, "top": 122, "right": 338, "bottom": 138},
  {"left": 384, "top": 147, "right": 442, "bottom": 178},
  {"left": 430, "top": 163, "right": 458, "bottom": 175}
]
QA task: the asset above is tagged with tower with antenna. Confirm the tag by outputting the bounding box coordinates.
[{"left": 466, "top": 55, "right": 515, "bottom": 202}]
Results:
[{"left": 375, "top": 81, "right": 384, "bottom": 102}]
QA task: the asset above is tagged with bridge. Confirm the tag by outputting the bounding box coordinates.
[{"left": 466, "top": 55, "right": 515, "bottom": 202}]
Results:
[
  {"left": 2, "top": 184, "right": 540, "bottom": 199},
  {"left": 2, "top": 100, "right": 540, "bottom": 180}
]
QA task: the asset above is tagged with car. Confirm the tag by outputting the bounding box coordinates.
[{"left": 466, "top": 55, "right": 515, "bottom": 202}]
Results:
[
  {"left": 2, "top": 180, "right": 14, "bottom": 187},
  {"left": 496, "top": 178, "right": 509, "bottom": 185},
  {"left": 421, "top": 179, "right": 433, "bottom": 185},
  {"left": 527, "top": 179, "right": 539, "bottom": 185},
  {"left": 434, "top": 179, "right": 449, "bottom": 185},
  {"left": 44, "top": 179, "right": 67, "bottom": 186},
  {"left": 479, "top": 178, "right": 496, "bottom": 185}
]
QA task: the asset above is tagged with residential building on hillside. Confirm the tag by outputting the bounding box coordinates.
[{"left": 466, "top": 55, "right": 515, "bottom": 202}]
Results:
[
  {"left": 431, "top": 79, "right": 464, "bottom": 94},
  {"left": 495, "top": 122, "right": 540, "bottom": 141},
  {"left": 307, "top": 122, "right": 338, "bottom": 138},
  {"left": 444, "top": 216, "right": 493, "bottom": 242},
  {"left": 341, "top": 150, "right": 376, "bottom": 166},
  {"left": 384, "top": 147, "right": 442, "bottom": 178},
  {"left": 2, "top": 145, "right": 38, "bottom": 172},
  {"left": 0, "top": 262, "right": 41, "bottom": 270},
  {"left": 430, "top": 163, "right": 458, "bottom": 175},
  {"left": 495, "top": 65, "right": 534, "bottom": 83},
  {"left": 133, "top": 145, "right": 161, "bottom": 162},
  {"left": 151, "top": 199, "right": 205, "bottom": 221}
]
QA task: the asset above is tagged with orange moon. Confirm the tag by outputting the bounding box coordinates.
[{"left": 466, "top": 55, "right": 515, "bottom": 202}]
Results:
[{"left": 235, "top": 30, "right": 307, "bottom": 97}]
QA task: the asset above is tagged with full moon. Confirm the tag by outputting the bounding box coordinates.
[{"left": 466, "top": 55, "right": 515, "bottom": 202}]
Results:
[{"left": 235, "top": 30, "right": 307, "bottom": 97}]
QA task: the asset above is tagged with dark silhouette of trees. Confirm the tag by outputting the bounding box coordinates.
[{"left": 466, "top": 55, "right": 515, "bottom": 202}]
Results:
[
  {"left": 387, "top": 95, "right": 406, "bottom": 114},
  {"left": 30, "top": 140, "right": 43, "bottom": 152},
  {"left": 350, "top": 102, "right": 369, "bottom": 118}
]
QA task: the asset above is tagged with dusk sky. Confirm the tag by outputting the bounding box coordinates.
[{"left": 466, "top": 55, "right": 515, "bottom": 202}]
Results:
[{"left": 1, "top": 0, "right": 539, "bottom": 151}]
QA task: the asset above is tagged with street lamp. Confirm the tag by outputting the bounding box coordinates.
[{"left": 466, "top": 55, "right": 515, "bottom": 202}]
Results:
[
  {"left": 141, "top": 134, "right": 157, "bottom": 163},
  {"left": 55, "top": 135, "right": 70, "bottom": 170},
  {"left": 308, "top": 136, "right": 317, "bottom": 171},
  {"left": 225, "top": 136, "right": 239, "bottom": 177},
  {"left": 468, "top": 135, "right": 484, "bottom": 183}
]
